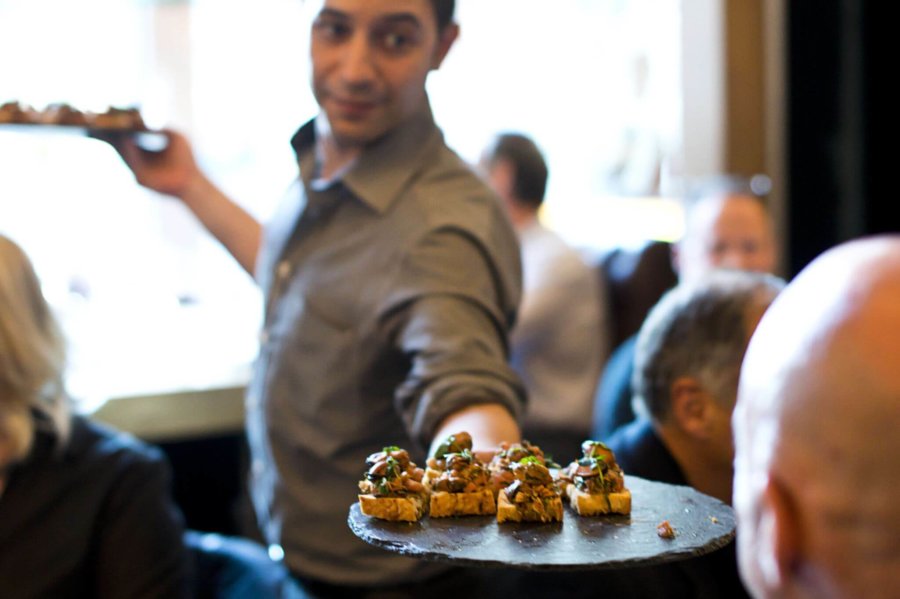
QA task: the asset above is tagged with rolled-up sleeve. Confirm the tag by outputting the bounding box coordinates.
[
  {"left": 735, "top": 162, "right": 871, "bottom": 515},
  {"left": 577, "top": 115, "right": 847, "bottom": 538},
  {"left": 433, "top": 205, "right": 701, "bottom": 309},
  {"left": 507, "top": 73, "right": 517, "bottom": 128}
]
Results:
[{"left": 379, "top": 226, "right": 526, "bottom": 447}]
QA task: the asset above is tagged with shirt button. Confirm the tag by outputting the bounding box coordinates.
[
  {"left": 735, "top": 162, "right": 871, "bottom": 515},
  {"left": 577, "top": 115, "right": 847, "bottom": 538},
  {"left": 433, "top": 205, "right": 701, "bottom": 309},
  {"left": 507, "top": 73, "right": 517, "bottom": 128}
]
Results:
[
  {"left": 252, "top": 459, "right": 265, "bottom": 476},
  {"left": 258, "top": 329, "right": 269, "bottom": 345},
  {"left": 277, "top": 261, "right": 291, "bottom": 279}
]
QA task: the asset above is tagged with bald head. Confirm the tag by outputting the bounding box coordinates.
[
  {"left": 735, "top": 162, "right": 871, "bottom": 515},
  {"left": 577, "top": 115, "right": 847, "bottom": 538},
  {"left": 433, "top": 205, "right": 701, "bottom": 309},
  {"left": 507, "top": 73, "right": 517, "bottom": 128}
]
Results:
[{"left": 734, "top": 235, "right": 900, "bottom": 599}]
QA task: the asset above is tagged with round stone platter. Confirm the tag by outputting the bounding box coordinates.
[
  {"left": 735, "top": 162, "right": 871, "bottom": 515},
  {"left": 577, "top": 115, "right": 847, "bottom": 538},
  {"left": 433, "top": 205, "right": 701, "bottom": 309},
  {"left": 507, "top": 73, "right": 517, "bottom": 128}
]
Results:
[{"left": 348, "top": 476, "right": 735, "bottom": 571}]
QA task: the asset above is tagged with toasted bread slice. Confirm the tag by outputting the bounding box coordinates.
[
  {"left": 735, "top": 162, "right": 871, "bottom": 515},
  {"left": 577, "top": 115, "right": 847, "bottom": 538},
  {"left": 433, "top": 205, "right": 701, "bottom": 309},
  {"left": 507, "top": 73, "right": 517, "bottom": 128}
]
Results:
[
  {"left": 496, "top": 488, "right": 563, "bottom": 523},
  {"left": 565, "top": 484, "right": 631, "bottom": 516},
  {"left": 429, "top": 489, "right": 496, "bottom": 517},
  {"left": 358, "top": 493, "right": 427, "bottom": 522}
]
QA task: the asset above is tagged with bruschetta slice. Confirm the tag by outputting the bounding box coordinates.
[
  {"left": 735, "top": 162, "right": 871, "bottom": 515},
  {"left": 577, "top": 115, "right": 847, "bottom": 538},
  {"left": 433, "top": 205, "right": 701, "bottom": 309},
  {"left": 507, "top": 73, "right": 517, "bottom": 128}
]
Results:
[
  {"left": 425, "top": 432, "right": 496, "bottom": 517},
  {"left": 357, "top": 446, "right": 428, "bottom": 522},
  {"left": 496, "top": 457, "right": 563, "bottom": 523},
  {"left": 486, "top": 439, "right": 552, "bottom": 497},
  {"left": 558, "top": 440, "right": 631, "bottom": 516}
]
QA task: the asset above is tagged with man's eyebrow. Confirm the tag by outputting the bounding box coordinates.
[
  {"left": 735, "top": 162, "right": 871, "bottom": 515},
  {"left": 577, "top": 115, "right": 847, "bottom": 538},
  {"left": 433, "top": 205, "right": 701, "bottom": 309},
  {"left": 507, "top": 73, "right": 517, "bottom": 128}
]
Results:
[
  {"left": 314, "top": 9, "right": 423, "bottom": 30},
  {"left": 375, "top": 13, "right": 424, "bottom": 29},
  {"left": 315, "top": 8, "right": 349, "bottom": 20}
]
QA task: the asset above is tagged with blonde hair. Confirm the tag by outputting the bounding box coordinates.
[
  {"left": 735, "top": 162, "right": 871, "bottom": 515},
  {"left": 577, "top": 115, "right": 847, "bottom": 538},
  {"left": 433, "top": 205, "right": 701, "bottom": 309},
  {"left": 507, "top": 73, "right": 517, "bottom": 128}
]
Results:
[{"left": 0, "top": 234, "right": 68, "bottom": 465}]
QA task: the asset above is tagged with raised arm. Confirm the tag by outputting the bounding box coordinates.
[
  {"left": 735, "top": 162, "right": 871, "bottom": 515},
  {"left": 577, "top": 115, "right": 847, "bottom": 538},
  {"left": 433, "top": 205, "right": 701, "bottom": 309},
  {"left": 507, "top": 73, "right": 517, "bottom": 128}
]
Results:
[{"left": 107, "top": 130, "right": 261, "bottom": 276}]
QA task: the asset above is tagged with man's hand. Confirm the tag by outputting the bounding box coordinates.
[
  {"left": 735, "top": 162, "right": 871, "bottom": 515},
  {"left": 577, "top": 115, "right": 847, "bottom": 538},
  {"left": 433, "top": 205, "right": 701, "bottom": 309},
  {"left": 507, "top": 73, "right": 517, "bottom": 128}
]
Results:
[
  {"left": 97, "top": 129, "right": 203, "bottom": 200},
  {"left": 429, "top": 403, "right": 521, "bottom": 462}
]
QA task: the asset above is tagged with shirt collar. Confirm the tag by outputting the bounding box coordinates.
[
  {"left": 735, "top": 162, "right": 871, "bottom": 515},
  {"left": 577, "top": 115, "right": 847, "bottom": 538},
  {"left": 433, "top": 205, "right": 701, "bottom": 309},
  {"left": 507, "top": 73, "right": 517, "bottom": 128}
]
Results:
[{"left": 290, "top": 101, "right": 443, "bottom": 214}]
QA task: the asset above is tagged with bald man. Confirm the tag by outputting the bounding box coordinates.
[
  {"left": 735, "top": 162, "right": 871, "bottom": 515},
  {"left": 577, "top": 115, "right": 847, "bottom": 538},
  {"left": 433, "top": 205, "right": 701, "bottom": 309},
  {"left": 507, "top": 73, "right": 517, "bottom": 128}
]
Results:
[
  {"left": 673, "top": 176, "right": 778, "bottom": 284},
  {"left": 734, "top": 235, "right": 900, "bottom": 598}
]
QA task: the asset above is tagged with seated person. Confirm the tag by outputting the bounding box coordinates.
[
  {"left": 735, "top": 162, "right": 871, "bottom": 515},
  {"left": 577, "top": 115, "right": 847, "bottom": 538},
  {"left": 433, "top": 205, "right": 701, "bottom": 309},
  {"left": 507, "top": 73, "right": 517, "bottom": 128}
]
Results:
[
  {"left": 593, "top": 174, "right": 778, "bottom": 439},
  {"left": 480, "top": 132, "right": 607, "bottom": 462},
  {"left": 734, "top": 236, "right": 900, "bottom": 599},
  {"left": 606, "top": 269, "right": 784, "bottom": 597},
  {"left": 0, "top": 234, "right": 191, "bottom": 598}
]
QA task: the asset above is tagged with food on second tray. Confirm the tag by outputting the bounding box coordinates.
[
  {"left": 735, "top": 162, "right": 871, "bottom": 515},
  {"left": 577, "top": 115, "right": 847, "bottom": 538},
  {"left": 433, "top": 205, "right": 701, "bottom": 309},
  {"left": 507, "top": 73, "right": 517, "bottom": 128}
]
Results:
[{"left": 0, "top": 100, "right": 147, "bottom": 130}]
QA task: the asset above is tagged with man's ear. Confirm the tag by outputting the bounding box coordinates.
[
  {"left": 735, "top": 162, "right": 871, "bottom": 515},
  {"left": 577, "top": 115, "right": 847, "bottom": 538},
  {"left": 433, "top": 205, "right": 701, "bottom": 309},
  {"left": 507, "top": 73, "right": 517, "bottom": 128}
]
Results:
[
  {"left": 431, "top": 23, "right": 460, "bottom": 69},
  {"left": 754, "top": 475, "right": 801, "bottom": 593},
  {"left": 670, "top": 376, "right": 709, "bottom": 437}
]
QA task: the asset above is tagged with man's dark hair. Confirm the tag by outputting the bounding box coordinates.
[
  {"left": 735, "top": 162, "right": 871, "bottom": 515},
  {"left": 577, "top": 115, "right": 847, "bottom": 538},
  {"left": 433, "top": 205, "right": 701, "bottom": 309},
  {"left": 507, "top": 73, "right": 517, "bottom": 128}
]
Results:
[
  {"left": 430, "top": 0, "right": 455, "bottom": 31},
  {"left": 632, "top": 270, "right": 784, "bottom": 422},
  {"left": 483, "top": 132, "right": 548, "bottom": 210}
]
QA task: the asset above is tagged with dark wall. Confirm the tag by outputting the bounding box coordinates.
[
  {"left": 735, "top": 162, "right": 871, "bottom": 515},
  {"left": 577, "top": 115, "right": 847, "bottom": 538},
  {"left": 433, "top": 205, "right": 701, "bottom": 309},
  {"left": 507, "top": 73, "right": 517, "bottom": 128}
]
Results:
[{"left": 786, "top": 0, "right": 894, "bottom": 277}]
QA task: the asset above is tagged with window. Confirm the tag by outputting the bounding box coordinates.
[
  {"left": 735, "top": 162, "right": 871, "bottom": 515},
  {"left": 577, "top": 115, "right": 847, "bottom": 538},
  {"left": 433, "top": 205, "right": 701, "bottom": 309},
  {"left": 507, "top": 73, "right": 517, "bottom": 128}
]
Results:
[{"left": 1, "top": 0, "right": 685, "bottom": 404}]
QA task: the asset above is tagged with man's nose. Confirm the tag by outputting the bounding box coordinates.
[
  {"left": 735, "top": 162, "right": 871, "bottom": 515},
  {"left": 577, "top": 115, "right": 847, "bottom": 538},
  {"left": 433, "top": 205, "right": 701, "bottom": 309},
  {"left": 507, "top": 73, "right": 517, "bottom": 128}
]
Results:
[
  {"left": 339, "top": 34, "right": 376, "bottom": 86},
  {"left": 718, "top": 249, "right": 753, "bottom": 270}
]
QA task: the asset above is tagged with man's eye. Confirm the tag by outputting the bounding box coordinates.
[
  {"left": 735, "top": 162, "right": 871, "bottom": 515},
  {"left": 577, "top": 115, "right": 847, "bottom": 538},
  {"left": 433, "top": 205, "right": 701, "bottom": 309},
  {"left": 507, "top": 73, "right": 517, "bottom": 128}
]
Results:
[
  {"left": 376, "top": 27, "right": 420, "bottom": 52},
  {"left": 383, "top": 32, "right": 409, "bottom": 49},
  {"left": 313, "top": 18, "right": 351, "bottom": 41}
]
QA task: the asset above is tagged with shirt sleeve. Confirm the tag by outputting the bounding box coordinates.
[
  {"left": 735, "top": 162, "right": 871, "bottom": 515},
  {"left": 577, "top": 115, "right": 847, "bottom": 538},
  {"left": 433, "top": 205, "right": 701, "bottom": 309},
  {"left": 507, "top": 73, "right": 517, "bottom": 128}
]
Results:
[
  {"left": 93, "top": 444, "right": 191, "bottom": 599},
  {"left": 380, "top": 226, "right": 526, "bottom": 448}
]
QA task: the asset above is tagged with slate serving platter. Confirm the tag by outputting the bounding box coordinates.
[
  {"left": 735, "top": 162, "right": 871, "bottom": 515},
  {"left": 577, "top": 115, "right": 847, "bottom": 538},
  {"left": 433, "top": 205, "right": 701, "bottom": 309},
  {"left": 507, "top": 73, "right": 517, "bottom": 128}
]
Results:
[
  {"left": 0, "top": 123, "right": 167, "bottom": 150},
  {"left": 348, "top": 475, "right": 735, "bottom": 571}
]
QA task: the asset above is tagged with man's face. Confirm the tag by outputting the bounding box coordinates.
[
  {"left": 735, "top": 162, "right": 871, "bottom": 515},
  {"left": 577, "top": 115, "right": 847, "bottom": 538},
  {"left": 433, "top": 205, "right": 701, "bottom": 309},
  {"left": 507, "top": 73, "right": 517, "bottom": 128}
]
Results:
[
  {"left": 308, "top": 0, "right": 456, "bottom": 148},
  {"left": 483, "top": 158, "right": 516, "bottom": 206},
  {"left": 679, "top": 194, "right": 777, "bottom": 283}
]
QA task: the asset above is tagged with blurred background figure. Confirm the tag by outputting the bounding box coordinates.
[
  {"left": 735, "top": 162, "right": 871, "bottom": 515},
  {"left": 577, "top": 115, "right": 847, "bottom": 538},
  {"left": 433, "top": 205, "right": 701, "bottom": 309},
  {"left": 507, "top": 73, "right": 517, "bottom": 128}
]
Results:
[
  {"left": 607, "top": 269, "right": 784, "bottom": 598},
  {"left": 0, "top": 234, "right": 191, "bottom": 598},
  {"left": 608, "top": 270, "right": 783, "bottom": 503},
  {"left": 593, "top": 173, "right": 778, "bottom": 441},
  {"left": 672, "top": 173, "right": 777, "bottom": 284},
  {"left": 734, "top": 235, "right": 900, "bottom": 599},
  {"left": 481, "top": 132, "right": 608, "bottom": 463}
]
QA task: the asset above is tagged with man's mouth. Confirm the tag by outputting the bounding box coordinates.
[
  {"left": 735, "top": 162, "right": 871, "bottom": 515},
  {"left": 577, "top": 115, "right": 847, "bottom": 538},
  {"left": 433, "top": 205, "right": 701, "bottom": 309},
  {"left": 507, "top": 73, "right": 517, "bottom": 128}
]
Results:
[{"left": 331, "top": 97, "right": 378, "bottom": 119}]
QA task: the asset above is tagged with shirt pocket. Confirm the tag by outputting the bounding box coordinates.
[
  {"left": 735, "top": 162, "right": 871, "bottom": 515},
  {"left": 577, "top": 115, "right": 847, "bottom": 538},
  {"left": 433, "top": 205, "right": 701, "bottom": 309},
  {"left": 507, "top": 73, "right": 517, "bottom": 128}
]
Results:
[{"left": 264, "top": 290, "right": 358, "bottom": 421}]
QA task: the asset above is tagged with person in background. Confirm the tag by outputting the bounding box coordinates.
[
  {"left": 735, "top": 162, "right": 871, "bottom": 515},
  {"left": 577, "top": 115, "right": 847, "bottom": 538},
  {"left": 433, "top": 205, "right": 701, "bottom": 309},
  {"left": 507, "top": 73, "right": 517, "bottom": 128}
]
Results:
[
  {"left": 593, "top": 174, "right": 778, "bottom": 440},
  {"left": 603, "top": 269, "right": 784, "bottom": 598},
  {"left": 0, "top": 234, "right": 190, "bottom": 599},
  {"left": 102, "top": 1, "right": 525, "bottom": 595},
  {"left": 480, "top": 132, "right": 607, "bottom": 463},
  {"left": 734, "top": 235, "right": 900, "bottom": 599},
  {"left": 608, "top": 270, "right": 784, "bottom": 503},
  {"left": 671, "top": 174, "right": 777, "bottom": 284}
]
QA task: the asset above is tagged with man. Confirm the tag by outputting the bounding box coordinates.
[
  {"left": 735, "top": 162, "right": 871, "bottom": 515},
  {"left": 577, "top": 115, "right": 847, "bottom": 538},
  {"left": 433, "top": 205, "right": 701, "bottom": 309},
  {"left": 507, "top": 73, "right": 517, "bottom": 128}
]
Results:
[
  {"left": 672, "top": 174, "right": 778, "bottom": 284},
  {"left": 106, "top": 0, "right": 525, "bottom": 594},
  {"left": 480, "top": 132, "right": 606, "bottom": 462},
  {"left": 734, "top": 235, "right": 900, "bottom": 598},
  {"left": 605, "top": 269, "right": 784, "bottom": 597},
  {"left": 500, "top": 270, "right": 783, "bottom": 599},
  {"left": 593, "top": 174, "right": 779, "bottom": 439},
  {"left": 608, "top": 270, "right": 783, "bottom": 502}
]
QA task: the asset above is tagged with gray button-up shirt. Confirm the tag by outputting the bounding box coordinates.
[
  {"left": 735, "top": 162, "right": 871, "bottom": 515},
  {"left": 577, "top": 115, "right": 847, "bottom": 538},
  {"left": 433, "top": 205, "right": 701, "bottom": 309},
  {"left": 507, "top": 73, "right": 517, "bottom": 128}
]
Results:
[{"left": 247, "top": 104, "right": 525, "bottom": 585}]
